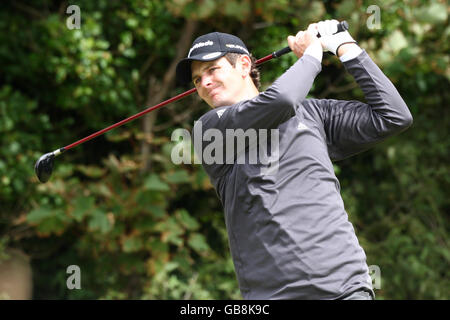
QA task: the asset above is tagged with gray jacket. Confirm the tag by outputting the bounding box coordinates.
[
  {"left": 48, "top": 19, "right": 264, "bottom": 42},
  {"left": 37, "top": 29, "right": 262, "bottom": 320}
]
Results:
[{"left": 193, "top": 50, "right": 413, "bottom": 299}]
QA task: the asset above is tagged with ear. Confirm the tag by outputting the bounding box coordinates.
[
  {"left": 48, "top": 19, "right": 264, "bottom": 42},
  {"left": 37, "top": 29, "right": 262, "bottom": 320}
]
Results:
[{"left": 237, "top": 55, "right": 252, "bottom": 78}]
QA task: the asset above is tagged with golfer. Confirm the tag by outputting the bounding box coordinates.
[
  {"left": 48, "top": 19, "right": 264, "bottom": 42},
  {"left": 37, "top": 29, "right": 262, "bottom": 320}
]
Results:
[{"left": 176, "top": 20, "right": 413, "bottom": 300}]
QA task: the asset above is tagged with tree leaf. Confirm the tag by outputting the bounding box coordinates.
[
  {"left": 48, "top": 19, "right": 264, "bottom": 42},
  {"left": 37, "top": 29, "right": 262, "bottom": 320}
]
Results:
[
  {"left": 27, "top": 207, "right": 54, "bottom": 223},
  {"left": 144, "top": 174, "right": 170, "bottom": 191},
  {"left": 72, "top": 196, "right": 95, "bottom": 222},
  {"left": 165, "top": 170, "right": 190, "bottom": 184},
  {"left": 188, "top": 233, "right": 210, "bottom": 254},
  {"left": 77, "top": 165, "right": 107, "bottom": 178},
  {"left": 123, "top": 236, "right": 143, "bottom": 253},
  {"left": 88, "top": 209, "right": 112, "bottom": 234},
  {"left": 176, "top": 209, "right": 199, "bottom": 231}
]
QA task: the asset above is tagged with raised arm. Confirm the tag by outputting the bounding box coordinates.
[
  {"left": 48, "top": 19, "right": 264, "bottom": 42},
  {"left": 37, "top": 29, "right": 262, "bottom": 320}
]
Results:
[{"left": 311, "top": 21, "right": 413, "bottom": 160}]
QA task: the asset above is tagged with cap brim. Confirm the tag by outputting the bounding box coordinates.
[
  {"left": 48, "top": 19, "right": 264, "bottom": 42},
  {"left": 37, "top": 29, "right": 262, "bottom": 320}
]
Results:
[{"left": 176, "top": 51, "right": 228, "bottom": 85}]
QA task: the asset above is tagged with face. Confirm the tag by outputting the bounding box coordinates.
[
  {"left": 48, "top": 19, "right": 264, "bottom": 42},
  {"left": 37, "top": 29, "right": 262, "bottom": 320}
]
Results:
[{"left": 191, "top": 56, "right": 249, "bottom": 108}]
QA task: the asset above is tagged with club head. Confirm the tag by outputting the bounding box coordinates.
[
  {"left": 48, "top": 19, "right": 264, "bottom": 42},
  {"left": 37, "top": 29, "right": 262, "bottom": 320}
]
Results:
[{"left": 35, "top": 152, "right": 55, "bottom": 183}]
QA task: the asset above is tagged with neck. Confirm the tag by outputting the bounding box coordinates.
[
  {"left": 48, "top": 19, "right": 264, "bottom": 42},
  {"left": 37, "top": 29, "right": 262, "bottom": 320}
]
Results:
[{"left": 235, "top": 79, "right": 259, "bottom": 103}]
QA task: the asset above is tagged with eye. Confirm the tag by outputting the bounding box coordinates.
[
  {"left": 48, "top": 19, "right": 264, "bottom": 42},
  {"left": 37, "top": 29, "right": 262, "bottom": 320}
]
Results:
[{"left": 209, "top": 66, "right": 219, "bottom": 73}]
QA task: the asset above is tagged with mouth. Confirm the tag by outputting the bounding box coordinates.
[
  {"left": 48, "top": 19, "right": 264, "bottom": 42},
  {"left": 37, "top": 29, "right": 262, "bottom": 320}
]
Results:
[{"left": 207, "top": 86, "right": 221, "bottom": 99}]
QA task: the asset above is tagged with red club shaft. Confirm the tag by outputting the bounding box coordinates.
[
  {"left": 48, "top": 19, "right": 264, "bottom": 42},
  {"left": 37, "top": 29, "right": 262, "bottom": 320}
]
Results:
[{"left": 63, "top": 88, "right": 197, "bottom": 150}]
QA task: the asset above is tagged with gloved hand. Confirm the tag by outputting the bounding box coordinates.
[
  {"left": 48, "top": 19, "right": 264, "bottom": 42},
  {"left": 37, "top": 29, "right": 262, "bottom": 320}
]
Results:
[{"left": 316, "top": 19, "right": 356, "bottom": 55}]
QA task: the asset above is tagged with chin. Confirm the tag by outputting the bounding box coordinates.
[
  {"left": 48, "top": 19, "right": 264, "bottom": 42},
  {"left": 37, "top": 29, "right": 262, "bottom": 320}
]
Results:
[
  {"left": 212, "top": 98, "right": 233, "bottom": 108},
  {"left": 212, "top": 102, "right": 225, "bottom": 108}
]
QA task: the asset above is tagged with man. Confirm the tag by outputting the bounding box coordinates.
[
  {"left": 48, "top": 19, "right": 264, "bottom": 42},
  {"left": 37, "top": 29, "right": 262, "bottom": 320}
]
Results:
[{"left": 175, "top": 20, "right": 412, "bottom": 300}]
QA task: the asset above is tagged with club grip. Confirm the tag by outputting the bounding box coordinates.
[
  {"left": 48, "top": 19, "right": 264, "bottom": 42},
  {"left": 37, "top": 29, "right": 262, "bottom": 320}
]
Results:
[
  {"left": 272, "top": 20, "right": 349, "bottom": 58},
  {"left": 336, "top": 20, "right": 349, "bottom": 34},
  {"left": 272, "top": 46, "right": 292, "bottom": 58}
]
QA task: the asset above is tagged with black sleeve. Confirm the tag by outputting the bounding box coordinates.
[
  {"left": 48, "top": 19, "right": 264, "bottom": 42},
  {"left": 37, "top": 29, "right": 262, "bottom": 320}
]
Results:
[{"left": 308, "top": 50, "right": 413, "bottom": 161}]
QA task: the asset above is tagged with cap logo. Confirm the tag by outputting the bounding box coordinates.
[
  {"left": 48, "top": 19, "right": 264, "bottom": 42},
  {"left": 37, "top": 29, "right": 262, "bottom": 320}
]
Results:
[
  {"left": 202, "top": 52, "right": 222, "bottom": 60},
  {"left": 225, "top": 44, "right": 249, "bottom": 54},
  {"left": 188, "top": 40, "right": 214, "bottom": 57}
]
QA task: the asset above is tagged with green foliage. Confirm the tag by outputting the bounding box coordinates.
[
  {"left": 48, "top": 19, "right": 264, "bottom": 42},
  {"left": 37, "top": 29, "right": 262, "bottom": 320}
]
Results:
[{"left": 0, "top": 0, "right": 448, "bottom": 300}]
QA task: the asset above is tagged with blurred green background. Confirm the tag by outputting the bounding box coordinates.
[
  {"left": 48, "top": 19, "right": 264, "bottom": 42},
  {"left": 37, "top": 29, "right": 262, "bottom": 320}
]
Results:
[{"left": 0, "top": 0, "right": 448, "bottom": 299}]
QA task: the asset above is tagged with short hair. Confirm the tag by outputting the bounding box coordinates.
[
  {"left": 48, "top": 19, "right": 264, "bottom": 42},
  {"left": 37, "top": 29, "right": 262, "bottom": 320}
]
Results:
[{"left": 224, "top": 53, "right": 261, "bottom": 89}]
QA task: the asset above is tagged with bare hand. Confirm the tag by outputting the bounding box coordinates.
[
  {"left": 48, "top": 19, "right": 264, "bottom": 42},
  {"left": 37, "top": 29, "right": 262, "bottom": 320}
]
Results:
[{"left": 287, "top": 26, "right": 321, "bottom": 59}]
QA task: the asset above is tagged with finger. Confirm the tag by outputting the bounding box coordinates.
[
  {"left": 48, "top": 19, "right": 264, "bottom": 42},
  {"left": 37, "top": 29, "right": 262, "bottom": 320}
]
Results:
[
  {"left": 307, "top": 23, "right": 319, "bottom": 36},
  {"left": 287, "top": 35, "right": 302, "bottom": 58},
  {"left": 317, "top": 21, "right": 327, "bottom": 37},
  {"left": 326, "top": 19, "right": 338, "bottom": 34},
  {"left": 306, "top": 29, "right": 318, "bottom": 39},
  {"left": 317, "top": 20, "right": 337, "bottom": 36},
  {"left": 296, "top": 30, "right": 305, "bottom": 39},
  {"left": 287, "top": 35, "right": 296, "bottom": 50}
]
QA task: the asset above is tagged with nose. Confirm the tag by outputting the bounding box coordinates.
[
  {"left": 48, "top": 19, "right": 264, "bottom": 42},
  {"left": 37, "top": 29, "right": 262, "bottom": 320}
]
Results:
[{"left": 200, "top": 74, "right": 213, "bottom": 89}]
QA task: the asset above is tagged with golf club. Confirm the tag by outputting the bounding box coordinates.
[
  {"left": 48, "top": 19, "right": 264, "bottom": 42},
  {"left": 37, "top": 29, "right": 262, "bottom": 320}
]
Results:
[{"left": 35, "top": 21, "right": 348, "bottom": 183}]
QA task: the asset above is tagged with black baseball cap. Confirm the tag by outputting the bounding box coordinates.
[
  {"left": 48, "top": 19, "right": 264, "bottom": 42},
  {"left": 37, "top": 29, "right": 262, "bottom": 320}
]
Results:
[{"left": 176, "top": 32, "right": 250, "bottom": 85}]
